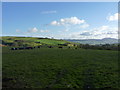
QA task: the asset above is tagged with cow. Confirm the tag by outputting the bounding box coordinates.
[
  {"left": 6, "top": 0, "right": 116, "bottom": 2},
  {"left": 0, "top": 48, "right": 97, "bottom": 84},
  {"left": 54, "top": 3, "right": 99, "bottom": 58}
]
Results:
[
  {"left": 37, "top": 46, "right": 41, "bottom": 48},
  {"left": 11, "top": 47, "right": 17, "bottom": 50},
  {"left": 48, "top": 46, "right": 53, "bottom": 48},
  {"left": 18, "top": 47, "right": 25, "bottom": 50},
  {"left": 58, "top": 46, "right": 63, "bottom": 48},
  {"left": 25, "top": 47, "right": 33, "bottom": 49}
]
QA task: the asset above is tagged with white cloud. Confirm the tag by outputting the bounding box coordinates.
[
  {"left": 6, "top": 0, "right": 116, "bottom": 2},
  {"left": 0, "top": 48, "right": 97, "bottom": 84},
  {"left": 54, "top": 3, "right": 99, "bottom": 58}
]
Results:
[
  {"left": 68, "top": 26, "right": 118, "bottom": 39},
  {"left": 16, "top": 29, "right": 21, "bottom": 32},
  {"left": 100, "top": 26, "right": 109, "bottom": 30},
  {"left": 24, "top": 27, "right": 50, "bottom": 34},
  {"left": 41, "top": 10, "right": 57, "bottom": 14},
  {"left": 40, "top": 30, "right": 49, "bottom": 33},
  {"left": 50, "top": 17, "right": 85, "bottom": 26},
  {"left": 80, "top": 23, "right": 89, "bottom": 28},
  {"left": 28, "top": 27, "right": 38, "bottom": 33},
  {"left": 50, "top": 21, "right": 60, "bottom": 26},
  {"left": 107, "top": 13, "right": 118, "bottom": 21}
]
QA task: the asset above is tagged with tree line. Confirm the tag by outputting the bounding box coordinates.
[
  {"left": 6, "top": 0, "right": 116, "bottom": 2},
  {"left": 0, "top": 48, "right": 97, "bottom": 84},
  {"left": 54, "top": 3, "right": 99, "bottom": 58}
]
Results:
[{"left": 78, "top": 44, "right": 119, "bottom": 51}]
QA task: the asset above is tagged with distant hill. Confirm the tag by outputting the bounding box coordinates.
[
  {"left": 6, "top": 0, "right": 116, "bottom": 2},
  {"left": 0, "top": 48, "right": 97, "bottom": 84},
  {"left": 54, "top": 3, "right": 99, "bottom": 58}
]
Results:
[
  {"left": 1, "top": 36, "right": 75, "bottom": 47},
  {"left": 65, "top": 38, "right": 118, "bottom": 45}
]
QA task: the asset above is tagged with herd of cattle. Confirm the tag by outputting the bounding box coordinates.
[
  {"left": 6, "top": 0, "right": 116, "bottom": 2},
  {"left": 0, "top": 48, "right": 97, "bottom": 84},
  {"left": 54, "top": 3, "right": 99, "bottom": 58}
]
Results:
[{"left": 10, "top": 45, "right": 70, "bottom": 50}]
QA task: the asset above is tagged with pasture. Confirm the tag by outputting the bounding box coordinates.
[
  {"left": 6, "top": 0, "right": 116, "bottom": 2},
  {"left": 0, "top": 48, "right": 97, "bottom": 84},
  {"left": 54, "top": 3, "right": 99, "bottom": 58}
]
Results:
[
  {"left": 1, "top": 36, "right": 75, "bottom": 47},
  {"left": 2, "top": 47, "right": 119, "bottom": 89}
]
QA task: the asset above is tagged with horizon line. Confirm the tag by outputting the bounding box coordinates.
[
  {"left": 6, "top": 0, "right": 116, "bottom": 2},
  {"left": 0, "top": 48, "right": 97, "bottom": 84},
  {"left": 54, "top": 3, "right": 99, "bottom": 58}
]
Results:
[{"left": 0, "top": 35, "right": 119, "bottom": 40}]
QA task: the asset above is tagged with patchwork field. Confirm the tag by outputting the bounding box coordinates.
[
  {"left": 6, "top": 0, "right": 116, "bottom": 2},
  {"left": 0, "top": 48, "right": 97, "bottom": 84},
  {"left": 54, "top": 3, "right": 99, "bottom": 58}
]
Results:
[
  {"left": 2, "top": 47, "right": 119, "bottom": 89},
  {"left": 1, "top": 36, "right": 75, "bottom": 47}
]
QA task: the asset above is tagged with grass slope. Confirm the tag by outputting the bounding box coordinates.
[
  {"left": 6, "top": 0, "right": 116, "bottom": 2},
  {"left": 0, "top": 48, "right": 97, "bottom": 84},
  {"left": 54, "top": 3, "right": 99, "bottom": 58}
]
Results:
[
  {"left": 2, "top": 47, "right": 119, "bottom": 88},
  {"left": 1, "top": 36, "right": 74, "bottom": 47}
]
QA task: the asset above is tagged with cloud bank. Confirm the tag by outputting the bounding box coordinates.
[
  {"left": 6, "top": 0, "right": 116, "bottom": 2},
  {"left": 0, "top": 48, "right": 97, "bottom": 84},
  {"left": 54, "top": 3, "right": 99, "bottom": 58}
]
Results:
[
  {"left": 68, "top": 26, "right": 118, "bottom": 39},
  {"left": 107, "top": 13, "right": 118, "bottom": 21}
]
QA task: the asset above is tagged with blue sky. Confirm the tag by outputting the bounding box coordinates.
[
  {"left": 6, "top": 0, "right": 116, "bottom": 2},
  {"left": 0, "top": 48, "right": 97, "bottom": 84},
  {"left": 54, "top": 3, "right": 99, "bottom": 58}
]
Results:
[{"left": 2, "top": 2, "right": 118, "bottom": 39}]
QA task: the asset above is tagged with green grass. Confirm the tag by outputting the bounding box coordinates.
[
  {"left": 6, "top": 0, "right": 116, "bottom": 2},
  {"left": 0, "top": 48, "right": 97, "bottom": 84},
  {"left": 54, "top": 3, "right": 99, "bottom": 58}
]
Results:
[
  {"left": 1, "top": 36, "right": 73, "bottom": 47},
  {"left": 2, "top": 47, "right": 119, "bottom": 88}
]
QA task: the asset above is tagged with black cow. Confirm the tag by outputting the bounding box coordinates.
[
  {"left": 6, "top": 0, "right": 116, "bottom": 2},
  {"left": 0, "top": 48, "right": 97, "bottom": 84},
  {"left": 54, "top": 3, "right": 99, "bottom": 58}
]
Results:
[
  {"left": 37, "top": 46, "right": 41, "bottom": 48},
  {"left": 11, "top": 47, "right": 17, "bottom": 50},
  {"left": 68, "top": 47, "right": 70, "bottom": 49},
  {"left": 25, "top": 47, "right": 33, "bottom": 49},
  {"left": 58, "top": 46, "right": 63, "bottom": 48},
  {"left": 18, "top": 47, "right": 25, "bottom": 50},
  {"left": 48, "top": 46, "right": 53, "bottom": 48}
]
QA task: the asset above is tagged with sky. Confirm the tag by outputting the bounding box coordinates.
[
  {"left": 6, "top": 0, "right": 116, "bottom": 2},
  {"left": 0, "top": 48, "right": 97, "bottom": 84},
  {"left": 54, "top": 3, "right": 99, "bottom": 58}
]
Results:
[{"left": 2, "top": 2, "right": 118, "bottom": 39}]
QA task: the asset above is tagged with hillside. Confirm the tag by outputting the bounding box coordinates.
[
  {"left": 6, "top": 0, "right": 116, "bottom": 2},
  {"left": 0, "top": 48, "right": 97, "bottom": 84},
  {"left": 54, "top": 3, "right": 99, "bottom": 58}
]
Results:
[
  {"left": 2, "top": 36, "right": 119, "bottom": 88},
  {"left": 1, "top": 36, "right": 76, "bottom": 47}
]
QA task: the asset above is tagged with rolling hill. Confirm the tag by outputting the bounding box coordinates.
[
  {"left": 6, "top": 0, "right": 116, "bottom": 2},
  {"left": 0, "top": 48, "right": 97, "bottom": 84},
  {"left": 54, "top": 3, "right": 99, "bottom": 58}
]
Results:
[{"left": 0, "top": 36, "right": 76, "bottom": 47}]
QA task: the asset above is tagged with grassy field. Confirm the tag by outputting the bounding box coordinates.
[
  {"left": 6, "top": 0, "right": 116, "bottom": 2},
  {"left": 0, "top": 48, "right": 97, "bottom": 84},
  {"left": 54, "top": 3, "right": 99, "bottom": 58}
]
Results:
[
  {"left": 2, "top": 47, "right": 119, "bottom": 89},
  {"left": 1, "top": 36, "right": 75, "bottom": 47}
]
